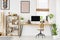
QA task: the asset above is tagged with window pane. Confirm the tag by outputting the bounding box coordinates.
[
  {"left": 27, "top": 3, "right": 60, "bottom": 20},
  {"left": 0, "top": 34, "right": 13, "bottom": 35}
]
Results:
[{"left": 37, "top": 0, "right": 48, "bottom": 8}]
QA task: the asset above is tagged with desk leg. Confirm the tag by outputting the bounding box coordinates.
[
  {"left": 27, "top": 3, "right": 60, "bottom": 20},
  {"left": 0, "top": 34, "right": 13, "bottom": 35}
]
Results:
[{"left": 19, "top": 24, "right": 23, "bottom": 37}]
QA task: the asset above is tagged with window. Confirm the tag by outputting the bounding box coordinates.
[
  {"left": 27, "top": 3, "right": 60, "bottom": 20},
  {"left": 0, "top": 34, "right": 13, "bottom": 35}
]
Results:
[{"left": 36, "top": 0, "right": 49, "bottom": 11}]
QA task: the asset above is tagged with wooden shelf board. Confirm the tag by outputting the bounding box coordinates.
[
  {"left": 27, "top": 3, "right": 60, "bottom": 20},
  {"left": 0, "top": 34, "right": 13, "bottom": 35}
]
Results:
[{"left": 36, "top": 9, "right": 49, "bottom": 11}]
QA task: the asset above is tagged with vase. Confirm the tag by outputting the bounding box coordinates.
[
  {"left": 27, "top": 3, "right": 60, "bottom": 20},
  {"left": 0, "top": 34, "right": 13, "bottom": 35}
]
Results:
[{"left": 20, "top": 20, "right": 24, "bottom": 24}]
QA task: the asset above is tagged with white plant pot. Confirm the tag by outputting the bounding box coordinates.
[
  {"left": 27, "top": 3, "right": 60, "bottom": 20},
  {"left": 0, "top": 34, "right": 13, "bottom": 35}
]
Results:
[
  {"left": 20, "top": 20, "right": 24, "bottom": 24},
  {"left": 48, "top": 18, "right": 55, "bottom": 24},
  {"left": 53, "top": 35, "right": 57, "bottom": 39}
]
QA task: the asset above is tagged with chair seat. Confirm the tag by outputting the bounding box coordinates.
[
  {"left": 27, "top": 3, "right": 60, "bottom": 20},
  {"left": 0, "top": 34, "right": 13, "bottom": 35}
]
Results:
[{"left": 37, "top": 28, "right": 44, "bottom": 31}]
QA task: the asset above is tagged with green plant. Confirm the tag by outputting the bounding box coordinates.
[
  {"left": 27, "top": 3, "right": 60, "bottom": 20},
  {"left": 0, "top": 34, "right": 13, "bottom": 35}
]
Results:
[
  {"left": 48, "top": 14, "right": 54, "bottom": 19},
  {"left": 21, "top": 17, "right": 24, "bottom": 20},
  {"left": 51, "top": 23, "right": 57, "bottom": 35},
  {"left": 40, "top": 16, "right": 43, "bottom": 20}
]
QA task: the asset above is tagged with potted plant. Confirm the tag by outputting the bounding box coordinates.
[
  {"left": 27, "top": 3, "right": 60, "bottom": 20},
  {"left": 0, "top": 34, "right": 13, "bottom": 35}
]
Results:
[
  {"left": 20, "top": 17, "right": 24, "bottom": 23},
  {"left": 51, "top": 23, "right": 57, "bottom": 39},
  {"left": 48, "top": 14, "right": 54, "bottom": 19},
  {"left": 21, "top": 17, "right": 24, "bottom": 20},
  {"left": 40, "top": 16, "right": 44, "bottom": 23},
  {"left": 51, "top": 23, "right": 57, "bottom": 35},
  {"left": 48, "top": 14, "right": 54, "bottom": 23},
  {"left": 40, "top": 16, "right": 43, "bottom": 21}
]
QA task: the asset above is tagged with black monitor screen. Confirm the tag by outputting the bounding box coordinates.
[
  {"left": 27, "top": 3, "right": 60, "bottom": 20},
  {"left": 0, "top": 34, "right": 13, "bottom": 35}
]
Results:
[{"left": 31, "top": 16, "right": 40, "bottom": 21}]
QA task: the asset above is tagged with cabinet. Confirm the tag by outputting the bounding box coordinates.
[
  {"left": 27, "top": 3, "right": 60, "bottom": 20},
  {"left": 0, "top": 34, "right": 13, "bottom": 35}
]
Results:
[{"left": 6, "top": 14, "right": 20, "bottom": 36}]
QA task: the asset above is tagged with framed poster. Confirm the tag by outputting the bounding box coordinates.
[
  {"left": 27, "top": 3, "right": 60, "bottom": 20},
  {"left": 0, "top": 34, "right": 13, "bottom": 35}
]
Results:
[
  {"left": 1, "top": 0, "right": 10, "bottom": 10},
  {"left": 21, "top": 1, "right": 30, "bottom": 13}
]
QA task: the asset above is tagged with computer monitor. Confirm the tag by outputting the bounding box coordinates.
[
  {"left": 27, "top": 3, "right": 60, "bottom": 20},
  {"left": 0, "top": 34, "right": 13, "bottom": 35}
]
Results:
[{"left": 31, "top": 16, "right": 40, "bottom": 21}]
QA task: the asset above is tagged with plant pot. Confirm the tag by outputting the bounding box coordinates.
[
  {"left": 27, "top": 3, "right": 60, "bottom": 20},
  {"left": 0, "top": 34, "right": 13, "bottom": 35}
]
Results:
[
  {"left": 53, "top": 35, "right": 57, "bottom": 39},
  {"left": 20, "top": 20, "right": 24, "bottom": 24}
]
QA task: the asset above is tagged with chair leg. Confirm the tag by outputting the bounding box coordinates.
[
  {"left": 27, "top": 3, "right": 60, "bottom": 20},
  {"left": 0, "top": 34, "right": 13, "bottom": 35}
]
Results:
[{"left": 36, "top": 33, "right": 45, "bottom": 38}]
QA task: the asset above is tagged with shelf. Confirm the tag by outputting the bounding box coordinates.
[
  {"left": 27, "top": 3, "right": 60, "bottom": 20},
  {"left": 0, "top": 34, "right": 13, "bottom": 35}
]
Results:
[{"left": 36, "top": 9, "right": 49, "bottom": 11}]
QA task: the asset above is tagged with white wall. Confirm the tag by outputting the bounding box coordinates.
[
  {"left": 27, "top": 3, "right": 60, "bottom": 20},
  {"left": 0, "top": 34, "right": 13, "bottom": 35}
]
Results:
[
  {"left": 49, "top": 0, "right": 56, "bottom": 23},
  {"left": 56, "top": 0, "right": 60, "bottom": 37}
]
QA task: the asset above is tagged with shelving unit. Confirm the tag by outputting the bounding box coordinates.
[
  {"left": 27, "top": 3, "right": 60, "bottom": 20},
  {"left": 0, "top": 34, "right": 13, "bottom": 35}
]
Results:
[{"left": 6, "top": 14, "right": 20, "bottom": 36}]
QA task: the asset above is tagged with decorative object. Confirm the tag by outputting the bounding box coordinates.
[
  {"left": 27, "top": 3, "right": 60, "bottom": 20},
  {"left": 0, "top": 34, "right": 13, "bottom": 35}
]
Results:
[
  {"left": 46, "top": 16, "right": 48, "bottom": 21},
  {"left": 1, "top": 0, "right": 10, "bottom": 10},
  {"left": 21, "top": 1, "right": 30, "bottom": 13},
  {"left": 0, "top": 32, "right": 3, "bottom": 36},
  {"left": 27, "top": 20, "right": 31, "bottom": 24}
]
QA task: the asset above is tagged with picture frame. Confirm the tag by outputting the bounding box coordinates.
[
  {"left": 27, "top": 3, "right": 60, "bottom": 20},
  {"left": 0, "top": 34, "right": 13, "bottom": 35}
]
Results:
[
  {"left": 1, "top": 0, "right": 10, "bottom": 10},
  {"left": 21, "top": 1, "right": 30, "bottom": 13}
]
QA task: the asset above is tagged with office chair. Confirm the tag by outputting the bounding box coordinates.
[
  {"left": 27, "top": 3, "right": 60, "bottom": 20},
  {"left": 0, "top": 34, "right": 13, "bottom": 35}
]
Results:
[{"left": 36, "top": 21, "right": 45, "bottom": 38}]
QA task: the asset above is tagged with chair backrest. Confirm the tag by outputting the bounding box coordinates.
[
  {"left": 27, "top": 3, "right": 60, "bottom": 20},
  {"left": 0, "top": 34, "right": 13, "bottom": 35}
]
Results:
[{"left": 40, "top": 23, "right": 44, "bottom": 31}]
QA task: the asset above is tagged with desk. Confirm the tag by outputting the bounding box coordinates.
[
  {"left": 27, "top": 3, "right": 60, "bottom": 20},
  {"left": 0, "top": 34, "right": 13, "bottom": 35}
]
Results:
[
  {"left": 21, "top": 23, "right": 51, "bottom": 31},
  {"left": 20, "top": 23, "right": 52, "bottom": 36},
  {"left": 21, "top": 23, "right": 51, "bottom": 36}
]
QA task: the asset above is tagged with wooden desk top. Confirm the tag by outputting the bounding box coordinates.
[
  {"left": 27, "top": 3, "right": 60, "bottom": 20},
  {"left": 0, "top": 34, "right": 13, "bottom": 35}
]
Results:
[{"left": 21, "top": 23, "right": 51, "bottom": 26}]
